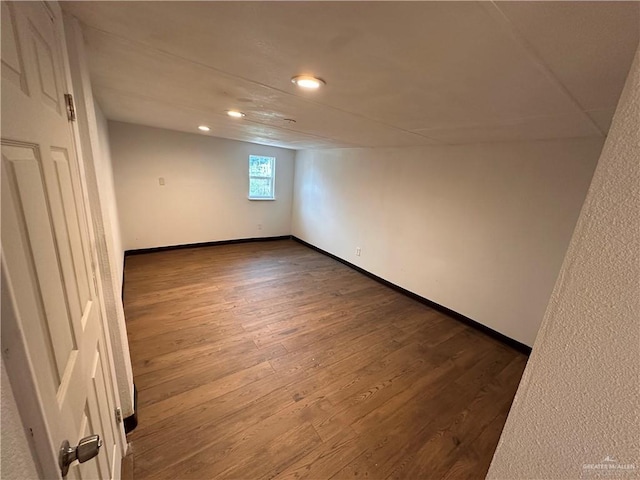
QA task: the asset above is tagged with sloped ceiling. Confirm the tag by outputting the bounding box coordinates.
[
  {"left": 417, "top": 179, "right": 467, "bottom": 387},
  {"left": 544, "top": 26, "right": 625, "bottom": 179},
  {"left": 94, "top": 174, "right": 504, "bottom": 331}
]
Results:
[{"left": 63, "top": 1, "right": 639, "bottom": 150}]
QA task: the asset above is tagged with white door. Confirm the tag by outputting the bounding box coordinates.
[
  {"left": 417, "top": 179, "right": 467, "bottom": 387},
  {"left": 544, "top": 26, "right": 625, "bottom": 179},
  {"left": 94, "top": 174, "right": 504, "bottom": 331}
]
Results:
[{"left": 1, "top": 1, "right": 123, "bottom": 478}]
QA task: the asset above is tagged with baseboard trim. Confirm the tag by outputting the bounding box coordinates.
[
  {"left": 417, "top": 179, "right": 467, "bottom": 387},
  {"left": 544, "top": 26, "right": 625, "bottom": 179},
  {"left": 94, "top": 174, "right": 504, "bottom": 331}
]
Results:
[
  {"left": 292, "top": 236, "right": 532, "bottom": 356},
  {"left": 124, "top": 235, "right": 293, "bottom": 257}
]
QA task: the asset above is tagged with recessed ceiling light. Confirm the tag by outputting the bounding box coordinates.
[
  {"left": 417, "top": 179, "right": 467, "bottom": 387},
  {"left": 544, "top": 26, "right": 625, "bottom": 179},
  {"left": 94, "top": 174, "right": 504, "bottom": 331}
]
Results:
[
  {"left": 291, "top": 75, "right": 325, "bottom": 89},
  {"left": 227, "top": 110, "right": 245, "bottom": 118},
  {"left": 198, "top": 125, "right": 210, "bottom": 131}
]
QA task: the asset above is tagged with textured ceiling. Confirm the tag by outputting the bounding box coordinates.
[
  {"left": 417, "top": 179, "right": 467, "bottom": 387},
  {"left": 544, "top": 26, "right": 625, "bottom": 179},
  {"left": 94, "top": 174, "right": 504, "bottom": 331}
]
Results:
[{"left": 62, "top": 1, "right": 639, "bottom": 150}]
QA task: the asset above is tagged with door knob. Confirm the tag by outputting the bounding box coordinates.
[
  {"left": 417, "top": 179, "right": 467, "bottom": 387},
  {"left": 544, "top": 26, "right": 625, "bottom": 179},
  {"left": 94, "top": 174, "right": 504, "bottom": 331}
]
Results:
[{"left": 59, "top": 434, "right": 102, "bottom": 477}]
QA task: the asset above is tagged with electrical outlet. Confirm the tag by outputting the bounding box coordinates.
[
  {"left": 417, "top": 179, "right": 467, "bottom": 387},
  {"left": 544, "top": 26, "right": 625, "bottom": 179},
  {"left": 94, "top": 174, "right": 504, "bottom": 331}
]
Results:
[
  {"left": 158, "top": 177, "right": 165, "bottom": 186},
  {"left": 258, "top": 224, "right": 262, "bottom": 230},
  {"left": 356, "top": 247, "right": 361, "bottom": 256}
]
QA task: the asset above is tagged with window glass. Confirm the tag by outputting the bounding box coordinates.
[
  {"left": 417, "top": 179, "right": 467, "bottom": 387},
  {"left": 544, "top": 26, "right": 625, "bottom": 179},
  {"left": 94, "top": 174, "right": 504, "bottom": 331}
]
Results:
[{"left": 248, "top": 155, "right": 275, "bottom": 200}]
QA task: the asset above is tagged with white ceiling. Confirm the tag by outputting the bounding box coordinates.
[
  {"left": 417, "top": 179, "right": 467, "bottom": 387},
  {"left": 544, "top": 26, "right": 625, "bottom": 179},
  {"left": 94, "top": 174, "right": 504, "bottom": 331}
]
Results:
[{"left": 63, "top": 1, "right": 639, "bottom": 150}]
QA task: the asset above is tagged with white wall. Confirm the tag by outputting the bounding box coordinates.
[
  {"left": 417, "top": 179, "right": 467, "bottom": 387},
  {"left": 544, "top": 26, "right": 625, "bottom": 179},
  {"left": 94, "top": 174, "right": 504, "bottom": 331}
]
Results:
[
  {"left": 109, "top": 122, "right": 296, "bottom": 251},
  {"left": 487, "top": 46, "right": 640, "bottom": 480},
  {"left": 292, "top": 138, "right": 602, "bottom": 346},
  {"left": 95, "top": 103, "right": 124, "bottom": 289},
  {"left": 1, "top": 359, "right": 40, "bottom": 480}
]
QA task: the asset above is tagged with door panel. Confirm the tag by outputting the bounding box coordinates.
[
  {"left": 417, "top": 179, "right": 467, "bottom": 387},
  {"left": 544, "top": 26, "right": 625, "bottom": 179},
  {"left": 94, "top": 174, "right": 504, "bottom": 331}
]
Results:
[
  {"left": 1, "top": 2, "right": 123, "bottom": 478},
  {"left": 24, "top": 3, "right": 64, "bottom": 116},
  {"left": 2, "top": 142, "right": 72, "bottom": 384},
  {"left": 1, "top": 2, "right": 29, "bottom": 94},
  {"left": 89, "top": 344, "right": 115, "bottom": 478},
  {"left": 51, "top": 147, "right": 92, "bottom": 311}
]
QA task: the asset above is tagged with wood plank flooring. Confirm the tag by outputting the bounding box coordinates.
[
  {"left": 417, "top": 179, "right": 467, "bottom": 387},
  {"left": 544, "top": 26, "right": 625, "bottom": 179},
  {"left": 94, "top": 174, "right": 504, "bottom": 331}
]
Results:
[{"left": 123, "top": 239, "right": 527, "bottom": 479}]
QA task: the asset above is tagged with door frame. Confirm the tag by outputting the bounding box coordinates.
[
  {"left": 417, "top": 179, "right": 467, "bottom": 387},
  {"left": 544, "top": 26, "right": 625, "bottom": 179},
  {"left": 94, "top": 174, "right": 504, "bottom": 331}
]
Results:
[
  {"left": 1, "top": 2, "right": 129, "bottom": 477},
  {"left": 62, "top": 12, "right": 135, "bottom": 422}
]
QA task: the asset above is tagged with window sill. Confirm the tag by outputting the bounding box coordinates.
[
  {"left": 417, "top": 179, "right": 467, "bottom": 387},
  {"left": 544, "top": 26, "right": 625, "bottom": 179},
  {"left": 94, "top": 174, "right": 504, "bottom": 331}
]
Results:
[{"left": 248, "top": 197, "right": 276, "bottom": 201}]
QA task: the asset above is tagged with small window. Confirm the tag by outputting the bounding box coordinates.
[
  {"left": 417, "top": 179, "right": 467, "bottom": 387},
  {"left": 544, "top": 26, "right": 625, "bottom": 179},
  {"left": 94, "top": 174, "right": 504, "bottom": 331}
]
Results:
[{"left": 248, "top": 155, "right": 275, "bottom": 200}]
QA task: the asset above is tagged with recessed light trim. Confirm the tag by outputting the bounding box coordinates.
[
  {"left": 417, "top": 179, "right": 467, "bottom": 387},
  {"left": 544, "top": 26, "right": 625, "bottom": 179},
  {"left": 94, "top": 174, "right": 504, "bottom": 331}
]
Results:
[
  {"left": 198, "top": 125, "right": 211, "bottom": 131},
  {"left": 227, "top": 110, "right": 246, "bottom": 118},
  {"left": 291, "top": 75, "right": 325, "bottom": 89}
]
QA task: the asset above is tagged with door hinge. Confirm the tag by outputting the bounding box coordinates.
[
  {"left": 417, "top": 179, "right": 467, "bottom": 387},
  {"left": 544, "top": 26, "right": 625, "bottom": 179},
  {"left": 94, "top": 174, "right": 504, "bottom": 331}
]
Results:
[
  {"left": 115, "top": 408, "right": 122, "bottom": 424},
  {"left": 64, "top": 93, "right": 76, "bottom": 122}
]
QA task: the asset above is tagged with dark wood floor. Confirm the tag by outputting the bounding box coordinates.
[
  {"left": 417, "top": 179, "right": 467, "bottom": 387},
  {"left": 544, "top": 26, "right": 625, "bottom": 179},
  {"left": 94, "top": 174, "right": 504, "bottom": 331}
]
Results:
[{"left": 123, "top": 239, "right": 527, "bottom": 479}]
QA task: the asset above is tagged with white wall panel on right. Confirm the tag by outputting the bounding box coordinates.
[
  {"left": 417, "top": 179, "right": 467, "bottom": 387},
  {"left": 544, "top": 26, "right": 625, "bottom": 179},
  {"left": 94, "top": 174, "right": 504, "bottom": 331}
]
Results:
[
  {"left": 487, "top": 46, "right": 639, "bottom": 479},
  {"left": 292, "top": 138, "right": 603, "bottom": 347}
]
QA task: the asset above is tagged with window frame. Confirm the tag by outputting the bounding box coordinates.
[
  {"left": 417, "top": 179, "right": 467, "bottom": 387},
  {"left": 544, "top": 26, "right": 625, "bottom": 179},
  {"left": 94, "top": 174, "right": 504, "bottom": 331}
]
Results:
[{"left": 248, "top": 155, "right": 276, "bottom": 201}]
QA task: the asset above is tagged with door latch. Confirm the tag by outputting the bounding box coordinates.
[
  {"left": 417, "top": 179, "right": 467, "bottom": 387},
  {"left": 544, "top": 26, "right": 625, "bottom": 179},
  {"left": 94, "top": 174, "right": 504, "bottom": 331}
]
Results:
[{"left": 59, "top": 434, "right": 102, "bottom": 477}]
